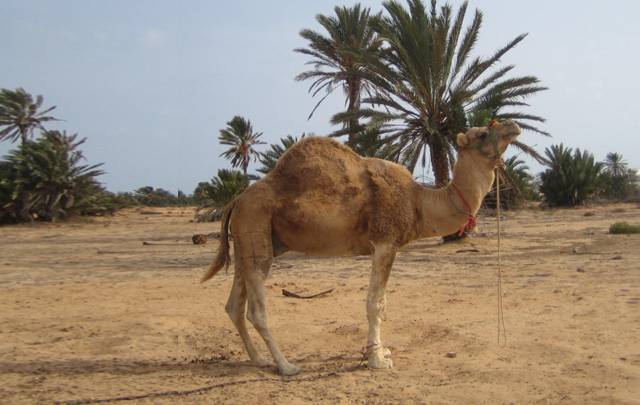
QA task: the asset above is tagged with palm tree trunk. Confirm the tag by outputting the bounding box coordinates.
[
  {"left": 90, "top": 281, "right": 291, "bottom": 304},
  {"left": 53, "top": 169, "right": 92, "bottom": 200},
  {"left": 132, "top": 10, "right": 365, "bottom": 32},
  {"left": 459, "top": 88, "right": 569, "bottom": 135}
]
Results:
[
  {"left": 429, "top": 135, "right": 451, "bottom": 188},
  {"left": 20, "top": 126, "right": 28, "bottom": 144},
  {"left": 346, "top": 78, "right": 360, "bottom": 151}
]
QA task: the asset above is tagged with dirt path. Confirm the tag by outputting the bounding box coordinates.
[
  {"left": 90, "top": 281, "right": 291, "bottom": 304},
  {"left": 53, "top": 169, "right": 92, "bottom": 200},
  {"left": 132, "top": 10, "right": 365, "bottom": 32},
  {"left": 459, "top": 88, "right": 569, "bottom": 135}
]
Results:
[{"left": 0, "top": 205, "right": 638, "bottom": 404}]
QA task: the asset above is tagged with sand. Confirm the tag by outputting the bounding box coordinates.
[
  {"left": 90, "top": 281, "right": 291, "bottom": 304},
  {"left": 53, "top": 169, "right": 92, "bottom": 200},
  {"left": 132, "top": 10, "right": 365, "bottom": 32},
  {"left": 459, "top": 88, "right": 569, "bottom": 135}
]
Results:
[{"left": 0, "top": 204, "right": 638, "bottom": 404}]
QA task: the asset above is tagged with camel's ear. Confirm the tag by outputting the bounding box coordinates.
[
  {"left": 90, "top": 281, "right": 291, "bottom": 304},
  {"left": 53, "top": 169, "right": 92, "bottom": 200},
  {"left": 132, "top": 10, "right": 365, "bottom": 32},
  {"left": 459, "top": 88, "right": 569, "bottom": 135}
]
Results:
[{"left": 456, "top": 133, "right": 469, "bottom": 147}]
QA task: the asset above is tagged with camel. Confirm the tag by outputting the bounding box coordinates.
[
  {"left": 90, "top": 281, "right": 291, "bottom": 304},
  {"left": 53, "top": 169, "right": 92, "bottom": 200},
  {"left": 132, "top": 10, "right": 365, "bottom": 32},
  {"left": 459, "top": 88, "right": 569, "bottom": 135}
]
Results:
[{"left": 201, "top": 120, "right": 521, "bottom": 375}]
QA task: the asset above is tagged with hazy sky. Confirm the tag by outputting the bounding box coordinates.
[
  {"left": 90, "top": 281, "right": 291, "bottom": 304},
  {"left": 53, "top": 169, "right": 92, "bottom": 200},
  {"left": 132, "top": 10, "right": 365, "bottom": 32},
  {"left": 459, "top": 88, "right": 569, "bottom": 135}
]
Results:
[{"left": 1, "top": 0, "right": 638, "bottom": 193}]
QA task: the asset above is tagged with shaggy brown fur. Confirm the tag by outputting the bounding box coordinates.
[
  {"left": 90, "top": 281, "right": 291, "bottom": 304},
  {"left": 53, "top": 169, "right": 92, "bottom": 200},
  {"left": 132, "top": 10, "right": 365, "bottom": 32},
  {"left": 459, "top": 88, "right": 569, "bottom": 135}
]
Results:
[{"left": 202, "top": 121, "right": 521, "bottom": 375}]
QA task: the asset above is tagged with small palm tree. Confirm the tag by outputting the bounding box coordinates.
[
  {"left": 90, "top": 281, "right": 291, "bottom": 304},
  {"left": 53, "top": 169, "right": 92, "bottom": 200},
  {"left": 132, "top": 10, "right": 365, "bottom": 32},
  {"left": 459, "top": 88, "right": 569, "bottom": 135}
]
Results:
[
  {"left": 484, "top": 156, "right": 538, "bottom": 209},
  {"left": 295, "top": 4, "right": 381, "bottom": 147},
  {"left": 601, "top": 152, "right": 630, "bottom": 201},
  {"left": 0, "top": 130, "right": 104, "bottom": 222},
  {"left": 602, "top": 152, "right": 627, "bottom": 177},
  {"left": 133, "top": 186, "right": 181, "bottom": 206},
  {"left": 193, "top": 169, "right": 256, "bottom": 222},
  {"left": 134, "top": 186, "right": 160, "bottom": 206},
  {"left": 203, "top": 169, "right": 252, "bottom": 208},
  {"left": 257, "top": 134, "right": 306, "bottom": 175},
  {"left": 539, "top": 144, "right": 603, "bottom": 206},
  {"left": 0, "top": 88, "right": 59, "bottom": 143},
  {"left": 218, "top": 116, "right": 265, "bottom": 176}
]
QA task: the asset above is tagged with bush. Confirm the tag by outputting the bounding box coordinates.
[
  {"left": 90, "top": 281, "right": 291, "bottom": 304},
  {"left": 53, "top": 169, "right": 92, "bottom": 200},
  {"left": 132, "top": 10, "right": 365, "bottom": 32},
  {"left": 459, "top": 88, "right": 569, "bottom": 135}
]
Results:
[
  {"left": 609, "top": 221, "right": 640, "bottom": 234},
  {"left": 484, "top": 156, "right": 540, "bottom": 210},
  {"left": 195, "top": 169, "right": 252, "bottom": 208},
  {"left": 193, "top": 169, "right": 255, "bottom": 222},
  {"left": 539, "top": 144, "right": 603, "bottom": 206},
  {"left": 601, "top": 173, "right": 631, "bottom": 201},
  {"left": 0, "top": 131, "right": 105, "bottom": 223},
  {"left": 78, "top": 188, "right": 140, "bottom": 215},
  {"left": 133, "top": 186, "right": 193, "bottom": 207}
]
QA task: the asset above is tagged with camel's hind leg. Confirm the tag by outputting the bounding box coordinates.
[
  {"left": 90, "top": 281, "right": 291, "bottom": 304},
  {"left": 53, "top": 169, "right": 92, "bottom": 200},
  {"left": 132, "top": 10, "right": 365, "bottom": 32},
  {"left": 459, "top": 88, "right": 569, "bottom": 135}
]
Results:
[
  {"left": 225, "top": 264, "right": 272, "bottom": 367},
  {"left": 366, "top": 242, "right": 397, "bottom": 369},
  {"left": 235, "top": 232, "right": 301, "bottom": 376}
]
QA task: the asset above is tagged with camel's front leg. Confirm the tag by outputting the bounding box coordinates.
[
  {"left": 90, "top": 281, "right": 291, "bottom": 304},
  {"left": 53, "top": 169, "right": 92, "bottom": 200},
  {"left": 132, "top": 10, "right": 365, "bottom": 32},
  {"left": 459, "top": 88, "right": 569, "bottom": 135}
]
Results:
[{"left": 366, "top": 242, "right": 397, "bottom": 369}]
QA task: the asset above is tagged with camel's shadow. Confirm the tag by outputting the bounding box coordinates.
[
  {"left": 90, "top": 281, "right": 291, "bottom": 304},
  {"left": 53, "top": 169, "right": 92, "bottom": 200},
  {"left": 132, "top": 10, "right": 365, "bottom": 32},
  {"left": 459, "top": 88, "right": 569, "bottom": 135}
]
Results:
[{"left": 0, "top": 354, "right": 365, "bottom": 379}]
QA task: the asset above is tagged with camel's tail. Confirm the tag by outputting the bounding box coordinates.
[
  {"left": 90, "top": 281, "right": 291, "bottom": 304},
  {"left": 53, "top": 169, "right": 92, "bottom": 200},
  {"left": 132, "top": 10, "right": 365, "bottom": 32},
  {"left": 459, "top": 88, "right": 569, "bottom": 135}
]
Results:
[{"left": 200, "top": 202, "right": 235, "bottom": 283}]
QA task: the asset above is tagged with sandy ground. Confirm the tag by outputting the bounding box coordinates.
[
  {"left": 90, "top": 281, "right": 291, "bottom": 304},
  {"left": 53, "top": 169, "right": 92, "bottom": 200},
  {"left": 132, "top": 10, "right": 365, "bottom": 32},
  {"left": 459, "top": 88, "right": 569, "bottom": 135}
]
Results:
[{"left": 0, "top": 204, "right": 638, "bottom": 405}]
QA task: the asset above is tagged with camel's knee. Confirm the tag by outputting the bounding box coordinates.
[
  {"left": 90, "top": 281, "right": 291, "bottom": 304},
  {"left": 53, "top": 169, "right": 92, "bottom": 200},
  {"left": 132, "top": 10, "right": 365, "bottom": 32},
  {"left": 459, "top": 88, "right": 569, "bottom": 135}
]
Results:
[
  {"left": 246, "top": 299, "right": 269, "bottom": 330},
  {"left": 225, "top": 280, "right": 247, "bottom": 322},
  {"left": 246, "top": 310, "right": 269, "bottom": 333},
  {"left": 225, "top": 298, "right": 244, "bottom": 322}
]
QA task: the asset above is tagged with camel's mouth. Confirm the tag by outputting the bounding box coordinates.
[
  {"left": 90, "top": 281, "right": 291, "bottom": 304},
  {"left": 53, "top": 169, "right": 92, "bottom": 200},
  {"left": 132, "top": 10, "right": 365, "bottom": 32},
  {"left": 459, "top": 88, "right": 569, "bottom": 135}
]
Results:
[
  {"left": 501, "top": 130, "right": 520, "bottom": 142},
  {"left": 493, "top": 124, "right": 521, "bottom": 156},
  {"left": 498, "top": 122, "right": 522, "bottom": 143}
]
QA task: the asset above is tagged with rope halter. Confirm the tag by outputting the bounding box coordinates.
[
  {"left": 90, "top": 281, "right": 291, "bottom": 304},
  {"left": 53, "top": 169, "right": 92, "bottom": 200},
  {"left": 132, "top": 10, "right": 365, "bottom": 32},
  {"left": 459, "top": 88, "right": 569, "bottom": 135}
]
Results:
[
  {"left": 466, "top": 119, "right": 502, "bottom": 162},
  {"left": 450, "top": 183, "right": 477, "bottom": 236}
]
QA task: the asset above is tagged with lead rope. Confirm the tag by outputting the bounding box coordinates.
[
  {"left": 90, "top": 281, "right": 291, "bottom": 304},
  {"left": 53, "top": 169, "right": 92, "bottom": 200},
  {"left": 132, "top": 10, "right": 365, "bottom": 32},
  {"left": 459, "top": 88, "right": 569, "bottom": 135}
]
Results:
[{"left": 495, "top": 166, "right": 507, "bottom": 347}]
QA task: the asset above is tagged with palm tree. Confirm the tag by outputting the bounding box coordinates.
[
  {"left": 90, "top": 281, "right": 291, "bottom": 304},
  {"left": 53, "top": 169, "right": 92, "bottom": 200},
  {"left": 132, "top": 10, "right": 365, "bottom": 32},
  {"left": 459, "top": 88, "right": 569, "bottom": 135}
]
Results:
[
  {"left": 601, "top": 152, "right": 630, "bottom": 201},
  {"left": 218, "top": 116, "right": 265, "bottom": 176},
  {"left": 1, "top": 130, "right": 104, "bottom": 222},
  {"left": 202, "top": 169, "right": 252, "bottom": 209},
  {"left": 539, "top": 144, "right": 603, "bottom": 206},
  {"left": 295, "top": 4, "right": 381, "bottom": 148},
  {"left": 0, "top": 88, "right": 59, "bottom": 143},
  {"left": 133, "top": 186, "right": 181, "bottom": 206},
  {"left": 134, "top": 186, "right": 161, "bottom": 206},
  {"left": 484, "top": 156, "right": 538, "bottom": 209},
  {"left": 602, "top": 152, "right": 627, "bottom": 177},
  {"left": 332, "top": 0, "right": 548, "bottom": 187},
  {"left": 257, "top": 134, "right": 305, "bottom": 175}
]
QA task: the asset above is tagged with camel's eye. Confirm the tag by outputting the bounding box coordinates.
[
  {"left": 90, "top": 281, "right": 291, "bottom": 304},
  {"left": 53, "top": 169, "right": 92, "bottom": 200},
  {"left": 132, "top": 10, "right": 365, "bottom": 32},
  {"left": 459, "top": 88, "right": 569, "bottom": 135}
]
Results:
[{"left": 478, "top": 132, "right": 488, "bottom": 141}]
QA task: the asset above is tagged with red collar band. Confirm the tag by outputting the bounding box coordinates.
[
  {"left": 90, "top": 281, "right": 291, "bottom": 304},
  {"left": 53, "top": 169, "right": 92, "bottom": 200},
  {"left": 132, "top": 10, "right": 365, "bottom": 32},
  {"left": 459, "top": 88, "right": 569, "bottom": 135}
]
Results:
[{"left": 450, "top": 184, "right": 477, "bottom": 236}]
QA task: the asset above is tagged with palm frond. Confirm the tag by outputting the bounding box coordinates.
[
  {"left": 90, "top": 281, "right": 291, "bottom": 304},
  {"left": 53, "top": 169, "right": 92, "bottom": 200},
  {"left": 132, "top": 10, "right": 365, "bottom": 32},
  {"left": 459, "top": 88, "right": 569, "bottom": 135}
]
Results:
[{"left": 0, "top": 88, "right": 59, "bottom": 143}]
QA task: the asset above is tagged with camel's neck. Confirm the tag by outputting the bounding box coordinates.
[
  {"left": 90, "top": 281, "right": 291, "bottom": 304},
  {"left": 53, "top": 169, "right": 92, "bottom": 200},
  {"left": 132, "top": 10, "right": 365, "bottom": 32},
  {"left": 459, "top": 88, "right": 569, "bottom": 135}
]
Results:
[{"left": 414, "top": 150, "right": 497, "bottom": 239}]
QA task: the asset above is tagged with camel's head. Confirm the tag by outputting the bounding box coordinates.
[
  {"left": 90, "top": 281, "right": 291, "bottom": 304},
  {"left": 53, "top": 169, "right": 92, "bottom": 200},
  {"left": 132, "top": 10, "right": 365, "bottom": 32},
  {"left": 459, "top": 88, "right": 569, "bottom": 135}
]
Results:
[{"left": 456, "top": 120, "right": 521, "bottom": 162}]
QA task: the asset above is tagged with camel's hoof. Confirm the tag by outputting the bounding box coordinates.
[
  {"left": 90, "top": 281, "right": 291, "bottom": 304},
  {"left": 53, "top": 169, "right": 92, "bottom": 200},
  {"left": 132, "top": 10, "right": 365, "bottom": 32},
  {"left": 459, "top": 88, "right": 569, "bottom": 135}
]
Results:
[
  {"left": 251, "top": 355, "right": 273, "bottom": 367},
  {"left": 279, "top": 363, "right": 301, "bottom": 376},
  {"left": 368, "top": 353, "right": 394, "bottom": 370}
]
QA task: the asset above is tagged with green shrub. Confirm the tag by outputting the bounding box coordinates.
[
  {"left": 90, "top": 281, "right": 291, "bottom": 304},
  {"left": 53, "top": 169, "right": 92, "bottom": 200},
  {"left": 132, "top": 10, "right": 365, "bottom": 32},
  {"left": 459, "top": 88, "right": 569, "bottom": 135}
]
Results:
[
  {"left": 539, "top": 144, "right": 603, "bottom": 206},
  {"left": 193, "top": 169, "right": 255, "bottom": 222},
  {"left": 0, "top": 131, "right": 104, "bottom": 223},
  {"left": 195, "top": 169, "right": 254, "bottom": 209},
  {"left": 609, "top": 221, "right": 640, "bottom": 234},
  {"left": 484, "top": 156, "right": 540, "bottom": 210},
  {"left": 601, "top": 173, "right": 631, "bottom": 201},
  {"left": 78, "top": 188, "right": 140, "bottom": 215}
]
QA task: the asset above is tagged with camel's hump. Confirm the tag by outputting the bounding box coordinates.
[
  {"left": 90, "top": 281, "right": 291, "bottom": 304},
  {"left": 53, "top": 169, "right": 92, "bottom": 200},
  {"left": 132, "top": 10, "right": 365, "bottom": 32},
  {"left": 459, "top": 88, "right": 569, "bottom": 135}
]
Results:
[
  {"left": 273, "top": 136, "right": 361, "bottom": 172},
  {"left": 266, "top": 136, "right": 364, "bottom": 193}
]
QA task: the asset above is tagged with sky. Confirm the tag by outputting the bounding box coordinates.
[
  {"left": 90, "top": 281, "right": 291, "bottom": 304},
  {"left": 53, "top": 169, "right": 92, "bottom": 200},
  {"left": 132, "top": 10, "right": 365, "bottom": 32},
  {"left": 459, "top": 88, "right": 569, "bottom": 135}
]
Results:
[{"left": 1, "top": 0, "right": 638, "bottom": 193}]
